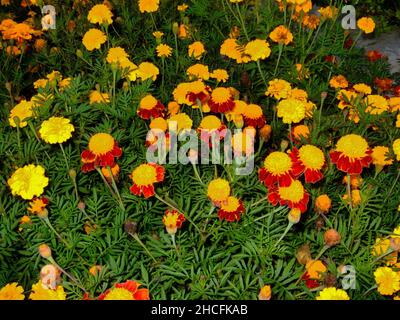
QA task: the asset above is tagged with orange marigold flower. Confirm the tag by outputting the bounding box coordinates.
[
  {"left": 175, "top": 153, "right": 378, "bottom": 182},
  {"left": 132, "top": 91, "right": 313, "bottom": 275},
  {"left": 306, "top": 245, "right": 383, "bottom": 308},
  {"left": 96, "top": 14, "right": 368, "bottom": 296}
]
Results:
[
  {"left": 342, "top": 189, "right": 362, "bottom": 207},
  {"left": 210, "top": 69, "right": 229, "bottom": 83},
  {"left": 329, "top": 75, "right": 348, "bottom": 89},
  {"left": 101, "top": 164, "right": 120, "bottom": 182},
  {"left": 198, "top": 115, "right": 226, "bottom": 143},
  {"left": 208, "top": 87, "right": 234, "bottom": 113},
  {"left": 188, "top": 41, "right": 205, "bottom": 60},
  {"left": 244, "top": 39, "right": 271, "bottom": 61},
  {"left": 87, "top": 4, "right": 113, "bottom": 25},
  {"left": 330, "top": 134, "right": 372, "bottom": 175},
  {"left": 374, "top": 77, "right": 393, "bottom": 91},
  {"left": 242, "top": 104, "right": 266, "bottom": 128},
  {"left": 314, "top": 194, "right": 331, "bottom": 214},
  {"left": 371, "top": 146, "right": 393, "bottom": 167},
  {"left": 98, "top": 280, "right": 149, "bottom": 300},
  {"left": 82, "top": 28, "right": 107, "bottom": 51},
  {"left": 28, "top": 197, "right": 49, "bottom": 216},
  {"left": 268, "top": 179, "right": 309, "bottom": 213},
  {"left": 258, "top": 285, "right": 272, "bottom": 300},
  {"left": 269, "top": 25, "right": 293, "bottom": 45},
  {"left": 259, "top": 151, "right": 294, "bottom": 188},
  {"left": 156, "top": 43, "right": 172, "bottom": 58},
  {"left": 138, "top": 0, "right": 159, "bottom": 13},
  {"left": 218, "top": 196, "right": 245, "bottom": 222},
  {"left": 81, "top": 133, "right": 122, "bottom": 172},
  {"left": 342, "top": 174, "right": 363, "bottom": 189},
  {"left": 163, "top": 209, "right": 185, "bottom": 235},
  {"left": 289, "top": 145, "right": 325, "bottom": 183},
  {"left": 137, "top": 94, "right": 165, "bottom": 119},
  {"left": 291, "top": 124, "right": 310, "bottom": 142},
  {"left": 357, "top": 17, "right": 375, "bottom": 34},
  {"left": 187, "top": 63, "right": 210, "bottom": 80},
  {"left": 130, "top": 163, "right": 165, "bottom": 198}
]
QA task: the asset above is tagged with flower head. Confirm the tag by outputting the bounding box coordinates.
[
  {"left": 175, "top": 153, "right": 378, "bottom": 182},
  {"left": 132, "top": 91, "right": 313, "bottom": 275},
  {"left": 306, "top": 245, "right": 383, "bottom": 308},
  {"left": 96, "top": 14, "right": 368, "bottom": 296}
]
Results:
[
  {"left": 374, "top": 267, "right": 400, "bottom": 296},
  {"left": 29, "top": 280, "right": 66, "bottom": 300},
  {"left": 259, "top": 152, "right": 294, "bottom": 188},
  {"left": 242, "top": 104, "right": 266, "bottom": 128},
  {"left": 167, "top": 113, "right": 193, "bottom": 132},
  {"left": 39, "top": 117, "right": 74, "bottom": 144},
  {"left": 265, "top": 79, "right": 292, "bottom": 100},
  {"left": 208, "top": 87, "right": 234, "bottom": 113},
  {"left": 218, "top": 196, "right": 245, "bottom": 222},
  {"left": 393, "top": 139, "right": 400, "bottom": 161},
  {"left": 137, "top": 62, "right": 159, "bottom": 81},
  {"left": 89, "top": 90, "right": 110, "bottom": 104},
  {"left": 290, "top": 145, "right": 325, "bottom": 183},
  {"left": 188, "top": 41, "right": 205, "bottom": 60},
  {"left": 210, "top": 69, "right": 229, "bottom": 83},
  {"left": 277, "top": 98, "right": 306, "bottom": 124},
  {"left": 82, "top": 28, "right": 107, "bottom": 51},
  {"left": 315, "top": 194, "right": 331, "bottom": 214},
  {"left": 316, "top": 287, "right": 349, "bottom": 300},
  {"left": 130, "top": 163, "right": 165, "bottom": 198},
  {"left": 0, "top": 283, "right": 24, "bottom": 300},
  {"left": 330, "top": 134, "right": 372, "bottom": 175},
  {"left": 99, "top": 280, "right": 150, "bottom": 300},
  {"left": 88, "top": 4, "right": 113, "bottom": 25},
  {"left": 357, "top": 17, "right": 375, "bottom": 34},
  {"left": 28, "top": 196, "right": 49, "bottom": 217},
  {"left": 268, "top": 179, "right": 309, "bottom": 213},
  {"left": 371, "top": 146, "right": 393, "bottom": 167},
  {"left": 163, "top": 209, "right": 185, "bottom": 235},
  {"left": 244, "top": 39, "right": 271, "bottom": 61},
  {"left": 8, "top": 164, "right": 49, "bottom": 200},
  {"left": 9, "top": 100, "right": 34, "bottom": 128},
  {"left": 207, "top": 178, "right": 230, "bottom": 206},
  {"left": 258, "top": 285, "right": 271, "bottom": 300},
  {"left": 269, "top": 25, "right": 293, "bottom": 45},
  {"left": 138, "top": 0, "right": 159, "bottom": 13},
  {"left": 81, "top": 133, "right": 122, "bottom": 172},
  {"left": 138, "top": 94, "right": 165, "bottom": 119},
  {"left": 156, "top": 43, "right": 172, "bottom": 58}
]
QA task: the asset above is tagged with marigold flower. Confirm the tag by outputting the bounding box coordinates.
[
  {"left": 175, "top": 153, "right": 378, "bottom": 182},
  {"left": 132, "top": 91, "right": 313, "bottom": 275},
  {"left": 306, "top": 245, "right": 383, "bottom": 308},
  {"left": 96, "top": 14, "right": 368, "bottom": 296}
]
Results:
[
  {"left": 99, "top": 280, "right": 150, "bottom": 300},
  {"left": 208, "top": 87, "right": 234, "bottom": 113},
  {"left": 330, "top": 134, "right": 372, "bottom": 175},
  {"left": 106, "top": 47, "right": 130, "bottom": 65},
  {"left": 2, "top": 22, "right": 35, "bottom": 43},
  {"left": 277, "top": 98, "right": 306, "bottom": 124},
  {"left": 101, "top": 164, "right": 120, "bottom": 182},
  {"left": 291, "top": 124, "right": 310, "bottom": 142},
  {"left": 156, "top": 43, "right": 172, "bottom": 58},
  {"left": 269, "top": 25, "right": 293, "bottom": 45},
  {"left": 89, "top": 265, "right": 102, "bottom": 276},
  {"left": 342, "top": 174, "right": 363, "bottom": 189},
  {"left": 329, "top": 75, "right": 348, "bottom": 89},
  {"left": 81, "top": 133, "right": 122, "bottom": 172},
  {"left": 289, "top": 145, "right": 325, "bottom": 183},
  {"left": 188, "top": 41, "right": 205, "bottom": 60},
  {"left": 353, "top": 83, "right": 372, "bottom": 95},
  {"left": 342, "top": 189, "right": 362, "bottom": 207},
  {"left": 210, "top": 69, "right": 229, "bottom": 83},
  {"left": 177, "top": 4, "right": 188, "bottom": 11},
  {"left": 163, "top": 209, "right": 185, "bottom": 235},
  {"left": 39, "top": 117, "right": 74, "bottom": 144},
  {"left": 130, "top": 163, "right": 165, "bottom": 198},
  {"left": 218, "top": 196, "right": 245, "bottom": 222},
  {"left": 393, "top": 139, "right": 400, "bottom": 161},
  {"left": 265, "top": 79, "right": 292, "bottom": 100},
  {"left": 242, "top": 104, "right": 266, "bottom": 128},
  {"left": 29, "top": 280, "right": 66, "bottom": 300},
  {"left": 167, "top": 113, "right": 193, "bottom": 132},
  {"left": 138, "top": 0, "right": 159, "bottom": 13},
  {"left": 0, "top": 283, "right": 24, "bottom": 300},
  {"left": 374, "top": 267, "right": 400, "bottom": 296},
  {"left": 28, "top": 196, "right": 49, "bottom": 216},
  {"left": 89, "top": 90, "right": 109, "bottom": 104},
  {"left": 9, "top": 100, "right": 34, "bottom": 128},
  {"left": 137, "top": 94, "right": 165, "bottom": 120},
  {"left": 258, "top": 285, "right": 271, "bottom": 300},
  {"left": 198, "top": 115, "right": 225, "bottom": 138},
  {"left": 316, "top": 287, "right": 349, "bottom": 300},
  {"left": 259, "top": 151, "right": 294, "bottom": 187},
  {"left": 88, "top": 4, "right": 113, "bottom": 25},
  {"left": 259, "top": 124, "right": 272, "bottom": 141},
  {"left": 187, "top": 63, "right": 210, "bottom": 80},
  {"left": 220, "top": 38, "right": 250, "bottom": 64},
  {"left": 244, "top": 39, "right": 271, "bottom": 61},
  {"left": 302, "top": 14, "right": 320, "bottom": 29},
  {"left": 137, "top": 62, "right": 159, "bottom": 81},
  {"left": 268, "top": 179, "right": 309, "bottom": 213},
  {"left": 207, "top": 178, "right": 230, "bottom": 206},
  {"left": 314, "top": 194, "right": 331, "bottom": 214},
  {"left": 364, "top": 95, "right": 389, "bottom": 115},
  {"left": 371, "top": 146, "right": 393, "bottom": 167},
  {"left": 324, "top": 229, "right": 341, "bottom": 247},
  {"left": 357, "top": 17, "right": 375, "bottom": 34},
  {"left": 8, "top": 164, "right": 49, "bottom": 200},
  {"left": 306, "top": 260, "right": 327, "bottom": 280},
  {"left": 366, "top": 50, "right": 383, "bottom": 62},
  {"left": 82, "top": 28, "right": 107, "bottom": 51}
]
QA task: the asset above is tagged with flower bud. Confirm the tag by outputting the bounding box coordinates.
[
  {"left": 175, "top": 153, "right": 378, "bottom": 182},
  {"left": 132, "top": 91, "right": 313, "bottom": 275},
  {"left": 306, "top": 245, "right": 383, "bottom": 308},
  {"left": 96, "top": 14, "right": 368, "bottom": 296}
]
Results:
[
  {"left": 288, "top": 208, "right": 301, "bottom": 224},
  {"left": 390, "top": 237, "right": 400, "bottom": 252},
  {"left": 280, "top": 139, "right": 289, "bottom": 151},
  {"left": 68, "top": 168, "right": 76, "bottom": 179},
  {"left": 89, "top": 265, "right": 102, "bottom": 276},
  {"left": 314, "top": 194, "right": 332, "bottom": 215},
  {"left": 172, "top": 22, "right": 179, "bottom": 35},
  {"left": 37, "top": 208, "right": 48, "bottom": 219},
  {"left": 124, "top": 220, "right": 137, "bottom": 235},
  {"left": 38, "top": 244, "right": 52, "bottom": 259},
  {"left": 296, "top": 244, "right": 312, "bottom": 265},
  {"left": 76, "top": 49, "right": 83, "bottom": 58},
  {"left": 78, "top": 201, "right": 86, "bottom": 211},
  {"left": 258, "top": 285, "right": 271, "bottom": 300},
  {"left": 259, "top": 124, "right": 272, "bottom": 141},
  {"left": 324, "top": 229, "right": 341, "bottom": 247}
]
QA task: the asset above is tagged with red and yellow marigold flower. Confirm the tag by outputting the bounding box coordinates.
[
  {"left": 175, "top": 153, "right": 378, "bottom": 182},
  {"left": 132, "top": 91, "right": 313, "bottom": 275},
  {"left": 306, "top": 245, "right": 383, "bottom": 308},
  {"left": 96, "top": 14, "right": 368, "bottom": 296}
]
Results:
[
  {"left": 330, "top": 134, "right": 372, "bottom": 175},
  {"left": 81, "top": 133, "right": 122, "bottom": 172},
  {"left": 217, "top": 196, "right": 245, "bottom": 222},
  {"left": 137, "top": 94, "right": 165, "bottom": 120},
  {"left": 163, "top": 209, "right": 185, "bottom": 235},
  {"left": 98, "top": 280, "right": 149, "bottom": 300},
  {"left": 208, "top": 87, "right": 234, "bottom": 113},
  {"left": 267, "top": 179, "right": 309, "bottom": 213},
  {"left": 198, "top": 115, "right": 226, "bottom": 143},
  {"left": 207, "top": 178, "right": 230, "bottom": 206},
  {"left": 259, "top": 151, "right": 294, "bottom": 187},
  {"left": 130, "top": 163, "right": 165, "bottom": 198},
  {"left": 242, "top": 104, "right": 266, "bottom": 128},
  {"left": 289, "top": 145, "right": 325, "bottom": 183}
]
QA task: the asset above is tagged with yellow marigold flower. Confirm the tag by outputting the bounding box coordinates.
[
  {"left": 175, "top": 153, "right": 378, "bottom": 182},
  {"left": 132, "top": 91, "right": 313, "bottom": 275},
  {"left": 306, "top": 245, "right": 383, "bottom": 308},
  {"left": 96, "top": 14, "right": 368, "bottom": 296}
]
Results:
[
  {"left": 39, "top": 117, "right": 74, "bottom": 144},
  {"left": 46, "top": 71, "right": 62, "bottom": 82},
  {"left": 177, "top": 4, "right": 188, "bottom": 11},
  {"left": 137, "top": 62, "right": 159, "bottom": 81},
  {"left": 244, "top": 39, "right": 271, "bottom": 61},
  {"left": 277, "top": 98, "right": 306, "bottom": 124},
  {"left": 302, "top": 14, "right": 320, "bottom": 30},
  {"left": 106, "top": 47, "right": 129, "bottom": 65},
  {"left": 207, "top": 178, "right": 230, "bottom": 206},
  {"left": 269, "top": 25, "right": 293, "bottom": 45},
  {"left": 29, "top": 280, "right": 66, "bottom": 300},
  {"left": 278, "top": 180, "right": 306, "bottom": 204},
  {"left": 28, "top": 197, "right": 48, "bottom": 216},
  {"left": 188, "top": 41, "right": 205, "bottom": 60},
  {"left": 292, "top": 124, "right": 310, "bottom": 140},
  {"left": 153, "top": 31, "right": 164, "bottom": 40},
  {"left": 187, "top": 63, "right": 209, "bottom": 80},
  {"left": 156, "top": 43, "right": 172, "bottom": 58},
  {"left": 33, "top": 78, "right": 48, "bottom": 89},
  {"left": 265, "top": 79, "right": 291, "bottom": 100},
  {"left": 318, "top": 6, "right": 339, "bottom": 20},
  {"left": 0, "top": 283, "right": 24, "bottom": 300},
  {"left": 150, "top": 117, "right": 168, "bottom": 131},
  {"left": 372, "top": 146, "right": 393, "bottom": 167},
  {"left": 392, "top": 226, "right": 400, "bottom": 239},
  {"left": 58, "top": 77, "right": 71, "bottom": 91},
  {"left": 167, "top": 113, "right": 193, "bottom": 132},
  {"left": 229, "top": 0, "right": 243, "bottom": 2},
  {"left": 210, "top": 69, "right": 229, "bottom": 83},
  {"left": 353, "top": 83, "right": 372, "bottom": 95},
  {"left": 365, "top": 95, "right": 389, "bottom": 115},
  {"left": 357, "top": 17, "right": 375, "bottom": 34},
  {"left": 342, "top": 189, "right": 362, "bottom": 207},
  {"left": 258, "top": 285, "right": 271, "bottom": 300},
  {"left": 9, "top": 100, "right": 34, "bottom": 128},
  {"left": 82, "top": 28, "right": 107, "bottom": 51},
  {"left": 393, "top": 139, "right": 400, "bottom": 161},
  {"left": 389, "top": 97, "right": 400, "bottom": 112},
  {"left": 220, "top": 38, "right": 250, "bottom": 64},
  {"left": 315, "top": 194, "right": 331, "bottom": 214},
  {"left": 138, "top": 0, "right": 159, "bottom": 13},
  {"left": 374, "top": 267, "right": 400, "bottom": 296},
  {"left": 20, "top": 215, "right": 32, "bottom": 225},
  {"left": 89, "top": 90, "right": 110, "bottom": 104},
  {"left": 87, "top": 4, "right": 113, "bottom": 25},
  {"left": 371, "top": 238, "right": 398, "bottom": 265},
  {"left": 8, "top": 164, "right": 49, "bottom": 200},
  {"left": 316, "top": 287, "right": 350, "bottom": 300},
  {"left": 329, "top": 75, "right": 348, "bottom": 89},
  {"left": 306, "top": 260, "right": 327, "bottom": 279}
]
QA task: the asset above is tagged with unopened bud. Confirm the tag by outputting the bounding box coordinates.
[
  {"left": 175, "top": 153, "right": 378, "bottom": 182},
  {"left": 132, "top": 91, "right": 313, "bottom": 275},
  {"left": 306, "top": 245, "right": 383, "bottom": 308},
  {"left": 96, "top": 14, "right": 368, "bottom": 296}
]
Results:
[
  {"left": 259, "top": 124, "right": 272, "bottom": 141},
  {"left": 390, "top": 237, "right": 400, "bottom": 252},
  {"left": 76, "top": 49, "right": 83, "bottom": 58},
  {"left": 124, "top": 220, "right": 137, "bottom": 235},
  {"left": 38, "top": 244, "right": 52, "bottom": 259},
  {"left": 288, "top": 208, "right": 301, "bottom": 224},
  {"left": 172, "top": 22, "right": 179, "bottom": 35},
  {"left": 280, "top": 139, "right": 289, "bottom": 151},
  {"left": 321, "top": 91, "right": 328, "bottom": 100},
  {"left": 296, "top": 244, "right": 312, "bottom": 265},
  {"left": 78, "top": 201, "right": 86, "bottom": 211},
  {"left": 68, "top": 168, "right": 76, "bottom": 179},
  {"left": 5, "top": 82, "right": 12, "bottom": 93},
  {"left": 258, "top": 285, "right": 271, "bottom": 300},
  {"left": 324, "top": 229, "right": 341, "bottom": 247}
]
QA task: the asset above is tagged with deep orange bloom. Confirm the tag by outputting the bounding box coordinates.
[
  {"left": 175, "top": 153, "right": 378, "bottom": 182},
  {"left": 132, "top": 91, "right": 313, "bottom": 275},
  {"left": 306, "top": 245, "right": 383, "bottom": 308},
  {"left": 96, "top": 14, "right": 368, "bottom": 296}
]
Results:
[
  {"left": 258, "top": 152, "right": 294, "bottom": 188},
  {"left": 137, "top": 95, "right": 165, "bottom": 120},
  {"left": 267, "top": 179, "right": 309, "bottom": 213},
  {"left": 217, "top": 196, "right": 245, "bottom": 222},
  {"left": 208, "top": 87, "right": 234, "bottom": 113},
  {"left": 129, "top": 163, "right": 165, "bottom": 198},
  {"left": 98, "top": 280, "right": 149, "bottom": 300},
  {"left": 366, "top": 50, "right": 383, "bottom": 62},
  {"left": 289, "top": 145, "right": 325, "bottom": 183},
  {"left": 374, "top": 77, "right": 393, "bottom": 91}
]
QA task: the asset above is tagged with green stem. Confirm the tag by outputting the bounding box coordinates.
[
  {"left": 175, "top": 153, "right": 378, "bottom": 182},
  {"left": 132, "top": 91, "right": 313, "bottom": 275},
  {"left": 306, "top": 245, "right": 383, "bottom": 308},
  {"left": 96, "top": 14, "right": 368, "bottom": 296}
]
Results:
[
  {"left": 273, "top": 44, "right": 283, "bottom": 76},
  {"left": 192, "top": 163, "right": 204, "bottom": 185},
  {"left": 256, "top": 60, "right": 267, "bottom": 86},
  {"left": 107, "top": 166, "right": 125, "bottom": 211},
  {"left": 59, "top": 143, "right": 70, "bottom": 171},
  {"left": 47, "top": 257, "right": 87, "bottom": 292},
  {"left": 131, "top": 233, "right": 157, "bottom": 262},
  {"left": 235, "top": 3, "right": 249, "bottom": 41},
  {"left": 43, "top": 217, "right": 71, "bottom": 248},
  {"left": 95, "top": 167, "right": 117, "bottom": 198}
]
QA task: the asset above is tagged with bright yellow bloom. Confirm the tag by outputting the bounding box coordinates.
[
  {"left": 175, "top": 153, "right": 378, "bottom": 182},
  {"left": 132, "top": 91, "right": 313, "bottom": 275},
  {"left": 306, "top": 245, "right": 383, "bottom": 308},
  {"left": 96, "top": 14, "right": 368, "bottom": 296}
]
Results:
[
  {"left": 393, "top": 139, "right": 400, "bottom": 161},
  {"left": 29, "top": 280, "right": 66, "bottom": 300},
  {"left": 39, "top": 117, "right": 74, "bottom": 144},
  {"left": 137, "top": 62, "right": 159, "bottom": 81},
  {"left": 374, "top": 267, "right": 400, "bottom": 296},
  {"left": 265, "top": 79, "right": 291, "bottom": 100},
  {"left": 156, "top": 43, "right": 172, "bottom": 58},
  {"left": 0, "top": 283, "right": 24, "bottom": 300},
  {"left": 89, "top": 90, "right": 110, "bottom": 104},
  {"left": 329, "top": 75, "right": 348, "bottom": 89},
  {"left": 87, "top": 4, "right": 113, "bottom": 25},
  {"left": 365, "top": 95, "right": 389, "bottom": 115},
  {"left": 187, "top": 63, "right": 209, "bottom": 80},
  {"left": 277, "top": 98, "right": 306, "bottom": 124},
  {"left": 8, "top": 164, "right": 49, "bottom": 200},
  {"left": 357, "top": 17, "right": 375, "bottom": 34},
  {"left": 106, "top": 47, "right": 129, "bottom": 65},
  {"left": 244, "top": 39, "right": 271, "bottom": 61},
  {"left": 316, "top": 287, "right": 350, "bottom": 300},
  {"left": 138, "top": 0, "right": 159, "bottom": 13},
  {"left": 278, "top": 180, "right": 306, "bottom": 203},
  {"left": 210, "top": 69, "right": 229, "bottom": 83},
  {"left": 188, "top": 41, "right": 205, "bottom": 60},
  {"left": 371, "top": 146, "right": 393, "bottom": 167},
  {"left": 9, "top": 100, "right": 34, "bottom": 128},
  {"left": 207, "top": 178, "right": 230, "bottom": 205},
  {"left": 306, "top": 260, "right": 326, "bottom": 279},
  {"left": 82, "top": 28, "right": 107, "bottom": 51},
  {"left": 353, "top": 83, "right": 372, "bottom": 95},
  {"left": 167, "top": 113, "right": 193, "bottom": 132}
]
